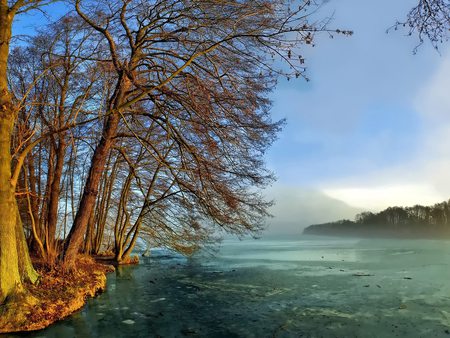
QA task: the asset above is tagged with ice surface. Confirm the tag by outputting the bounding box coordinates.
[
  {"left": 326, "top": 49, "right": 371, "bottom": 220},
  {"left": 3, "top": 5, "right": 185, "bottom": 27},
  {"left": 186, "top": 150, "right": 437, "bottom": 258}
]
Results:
[{"left": 6, "top": 236, "right": 450, "bottom": 337}]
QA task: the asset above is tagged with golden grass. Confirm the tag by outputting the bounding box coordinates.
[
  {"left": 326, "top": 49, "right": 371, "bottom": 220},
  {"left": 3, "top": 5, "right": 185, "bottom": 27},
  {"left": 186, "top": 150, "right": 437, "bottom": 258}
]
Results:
[{"left": 0, "top": 255, "right": 114, "bottom": 333}]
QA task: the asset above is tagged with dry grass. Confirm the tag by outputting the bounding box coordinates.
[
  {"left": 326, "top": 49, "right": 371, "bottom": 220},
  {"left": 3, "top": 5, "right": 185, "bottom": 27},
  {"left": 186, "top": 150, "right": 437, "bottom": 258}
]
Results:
[{"left": 0, "top": 255, "right": 115, "bottom": 333}]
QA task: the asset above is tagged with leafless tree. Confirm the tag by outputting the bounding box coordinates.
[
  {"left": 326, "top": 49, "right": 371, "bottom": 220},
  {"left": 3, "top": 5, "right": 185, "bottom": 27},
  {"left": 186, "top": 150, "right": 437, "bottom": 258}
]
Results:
[
  {"left": 61, "top": 0, "right": 351, "bottom": 267},
  {"left": 392, "top": 0, "right": 449, "bottom": 51}
]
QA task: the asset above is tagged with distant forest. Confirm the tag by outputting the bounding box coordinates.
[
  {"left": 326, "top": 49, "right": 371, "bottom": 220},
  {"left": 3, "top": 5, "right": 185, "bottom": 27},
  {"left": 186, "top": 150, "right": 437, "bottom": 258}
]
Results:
[{"left": 303, "top": 199, "right": 450, "bottom": 238}]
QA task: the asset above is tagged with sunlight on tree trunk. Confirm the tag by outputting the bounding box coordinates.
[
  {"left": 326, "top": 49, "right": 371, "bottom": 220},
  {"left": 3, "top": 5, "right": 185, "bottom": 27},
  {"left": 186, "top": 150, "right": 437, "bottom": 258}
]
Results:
[
  {"left": 0, "top": 4, "right": 37, "bottom": 303},
  {"left": 0, "top": 102, "right": 37, "bottom": 303},
  {"left": 0, "top": 5, "right": 21, "bottom": 303},
  {"left": 0, "top": 116, "right": 22, "bottom": 303},
  {"left": 63, "top": 111, "right": 120, "bottom": 268}
]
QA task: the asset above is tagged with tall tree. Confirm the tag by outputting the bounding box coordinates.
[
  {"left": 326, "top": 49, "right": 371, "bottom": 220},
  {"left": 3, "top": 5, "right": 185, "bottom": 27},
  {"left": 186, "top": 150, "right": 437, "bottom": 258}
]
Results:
[
  {"left": 0, "top": 0, "right": 44, "bottom": 304},
  {"left": 61, "top": 0, "right": 345, "bottom": 267}
]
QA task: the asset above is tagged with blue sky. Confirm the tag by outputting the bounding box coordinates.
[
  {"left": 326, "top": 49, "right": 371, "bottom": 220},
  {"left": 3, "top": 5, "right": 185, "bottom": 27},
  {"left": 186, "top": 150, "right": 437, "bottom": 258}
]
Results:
[{"left": 266, "top": 0, "right": 450, "bottom": 228}]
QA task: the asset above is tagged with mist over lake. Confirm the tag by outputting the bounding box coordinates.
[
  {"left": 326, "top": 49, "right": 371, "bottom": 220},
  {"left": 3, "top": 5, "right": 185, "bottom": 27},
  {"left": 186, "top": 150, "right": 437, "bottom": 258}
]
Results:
[{"left": 9, "top": 236, "right": 450, "bottom": 338}]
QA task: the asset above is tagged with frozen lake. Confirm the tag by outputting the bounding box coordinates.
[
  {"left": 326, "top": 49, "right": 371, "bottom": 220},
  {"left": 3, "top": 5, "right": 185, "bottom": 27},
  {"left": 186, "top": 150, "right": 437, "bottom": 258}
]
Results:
[{"left": 9, "top": 236, "right": 450, "bottom": 337}]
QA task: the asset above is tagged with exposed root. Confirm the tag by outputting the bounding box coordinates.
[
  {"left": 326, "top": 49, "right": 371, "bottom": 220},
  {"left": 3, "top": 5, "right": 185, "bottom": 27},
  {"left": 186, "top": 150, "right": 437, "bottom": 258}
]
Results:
[{"left": 93, "top": 253, "right": 139, "bottom": 266}]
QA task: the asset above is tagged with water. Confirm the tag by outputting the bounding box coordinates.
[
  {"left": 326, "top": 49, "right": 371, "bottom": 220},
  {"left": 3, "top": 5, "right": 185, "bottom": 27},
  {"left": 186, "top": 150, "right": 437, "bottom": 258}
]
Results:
[{"left": 6, "top": 236, "right": 450, "bottom": 337}]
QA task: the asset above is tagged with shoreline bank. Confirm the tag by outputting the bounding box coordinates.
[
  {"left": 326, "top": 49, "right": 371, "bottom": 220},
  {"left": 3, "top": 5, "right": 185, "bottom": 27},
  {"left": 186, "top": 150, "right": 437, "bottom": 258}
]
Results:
[{"left": 0, "top": 256, "right": 115, "bottom": 333}]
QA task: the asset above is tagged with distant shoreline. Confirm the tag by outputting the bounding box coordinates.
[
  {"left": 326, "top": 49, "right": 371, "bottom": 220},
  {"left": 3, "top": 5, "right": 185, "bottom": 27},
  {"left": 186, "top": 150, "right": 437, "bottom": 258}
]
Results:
[
  {"left": 304, "top": 199, "right": 450, "bottom": 239},
  {"left": 303, "top": 222, "right": 450, "bottom": 239}
]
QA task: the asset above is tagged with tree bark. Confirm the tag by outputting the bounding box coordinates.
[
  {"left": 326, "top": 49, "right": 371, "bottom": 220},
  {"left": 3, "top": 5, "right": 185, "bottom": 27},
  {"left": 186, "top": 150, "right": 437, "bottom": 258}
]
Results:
[
  {"left": 0, "top": 114, "right": 23, "bottom": 303},
  {"left": 94, "top": 154, "right": 117, "bottom": 254},
  {"left": 63, "top": 69, "right": 129, "bottom": 267},
  {"left": 0, "top": 5, "right": 38, "bottom": 303},
  {"left": 46, "top": 138, "right": 65, "bottom": 261},
  {"left": 27, "top": 155, "right": 44, "bottom": 255},
  {"left": 83, "top": 206, "right": 95, "bottom": 254},
  {"left": 62, "top": 112, "right": 119, "bottom": 267}
]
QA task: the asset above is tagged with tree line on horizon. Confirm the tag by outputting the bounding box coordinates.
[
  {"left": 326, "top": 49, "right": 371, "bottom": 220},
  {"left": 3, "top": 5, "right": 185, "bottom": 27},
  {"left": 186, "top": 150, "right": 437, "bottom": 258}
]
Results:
[{"left": 304, "top": 199, "right": 450, "bottom": 237}]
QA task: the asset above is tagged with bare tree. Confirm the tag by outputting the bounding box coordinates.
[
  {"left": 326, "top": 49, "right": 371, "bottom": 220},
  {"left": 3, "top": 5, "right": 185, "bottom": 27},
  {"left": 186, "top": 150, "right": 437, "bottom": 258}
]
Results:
[
  {"left": 59, "top": 0, "right": 350, "bottom": 268},
  {"left": 11, "top": 0, "right": 441, "bottom": 303},
  {"left": 392, "top": 0, "right": 449, "bottom": 51},
  {"left": 0, "top": 0, "right": 50, "bottom": 304},
  {"left": 9, "top": 16, "right": 100, "bottom": 265}
]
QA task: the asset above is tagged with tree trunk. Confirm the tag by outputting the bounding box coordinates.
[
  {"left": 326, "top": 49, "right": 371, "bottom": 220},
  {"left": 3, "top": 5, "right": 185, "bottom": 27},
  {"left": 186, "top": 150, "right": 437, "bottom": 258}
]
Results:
[
  {"left": 83, "top": 207, "right": 95, "bottom": 254},
  {"left": 0, "top": 114, "right": 23, "bottom": 303},
  {"left": 0, "top": 6, "right": 38, "bottom": 303},
  {"left": 94, "top": 154, "right": 118, "bottom": 254},
  {"left": 41, "top": 145, "right": 55, "bottom": 248},
  {"left": 63, "top": 69, "right": 129, "bottom": 268},
  {"left": 27, "top": 155, "right": 44, "bottom": 256},
  {"left": 62, "top": 112, "right": 119, "bottom": 267},
  {"left": 46, "top": 138, "right": 65, "bottom": 261}
]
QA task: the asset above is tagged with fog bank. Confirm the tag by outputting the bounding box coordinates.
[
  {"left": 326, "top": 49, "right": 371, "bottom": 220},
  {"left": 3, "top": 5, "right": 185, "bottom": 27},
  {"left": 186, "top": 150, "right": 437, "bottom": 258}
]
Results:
[{"left": 263, "top": 186, "right": 362, "bottom": 237}]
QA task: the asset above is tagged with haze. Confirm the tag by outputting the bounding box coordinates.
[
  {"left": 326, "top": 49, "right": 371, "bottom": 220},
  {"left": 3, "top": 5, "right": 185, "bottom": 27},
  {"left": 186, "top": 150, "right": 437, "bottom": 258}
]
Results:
[{"left": 266, "top": 0, "right": 450, "bottom": 235}]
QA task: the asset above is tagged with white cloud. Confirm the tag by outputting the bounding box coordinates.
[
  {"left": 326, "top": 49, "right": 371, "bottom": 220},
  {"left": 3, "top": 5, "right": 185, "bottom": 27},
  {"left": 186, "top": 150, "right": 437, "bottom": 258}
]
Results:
[
  {"left": 268, "top": 1, "right": 450, "bottom": 213},
  {"left": 318, "top": 48, "right": 450, "bottom": 211},
  {"left": 413, "top": 51, "right": 450, "bottom": 194},
  {"left": 323, "top": 185, "right": 445, "bottom": 211},
  {"left": 415, "top": 55, "right": 450, "bottom": 121}
]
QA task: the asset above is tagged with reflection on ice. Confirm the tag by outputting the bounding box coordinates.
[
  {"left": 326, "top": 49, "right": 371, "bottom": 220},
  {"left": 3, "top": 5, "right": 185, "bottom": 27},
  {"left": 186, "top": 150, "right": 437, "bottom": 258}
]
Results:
[
  {"left": 211, "top": 236, "right": 362, "bottom": 268},
  {"left": 218, "top": 247, "right": 358, "bottom": 263},
  {"left": 390, "top": 250, "right": 415, "bottom": 255}
]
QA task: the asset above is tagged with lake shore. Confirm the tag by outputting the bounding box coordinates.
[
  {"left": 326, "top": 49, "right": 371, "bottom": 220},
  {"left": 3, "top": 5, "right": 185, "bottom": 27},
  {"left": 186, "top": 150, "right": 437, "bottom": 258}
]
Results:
[{"left": 0, "top": 256, "right": 115, "bottom": 333}]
